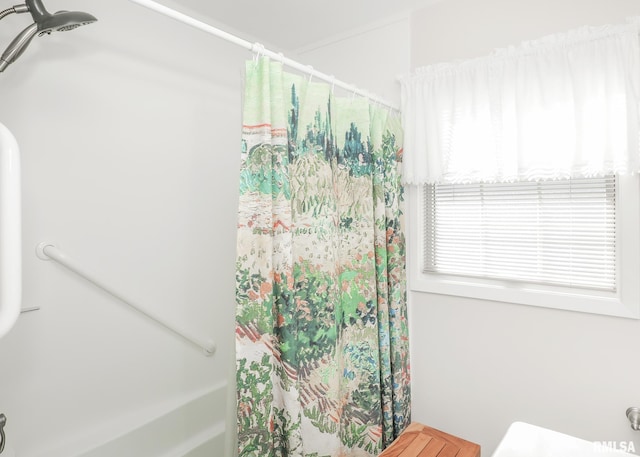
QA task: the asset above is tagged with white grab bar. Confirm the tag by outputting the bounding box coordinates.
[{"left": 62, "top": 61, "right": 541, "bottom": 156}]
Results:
[
  {"left": 0, "top": 122, "right": 21, "bottom": 339},
  {"left": 36, "top": 242, "right": 216, "bottom": 356}
]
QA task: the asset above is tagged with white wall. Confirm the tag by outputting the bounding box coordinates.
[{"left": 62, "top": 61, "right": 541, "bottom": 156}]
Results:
[
  {"left": 296, "top": 16, "right": 411, "bottom": 110},
  {"left": 409, "top": 0, "right": 640, "bottom": 454},
  {"left": 0, "top": 1, "right": 244, "bottom": 455}
]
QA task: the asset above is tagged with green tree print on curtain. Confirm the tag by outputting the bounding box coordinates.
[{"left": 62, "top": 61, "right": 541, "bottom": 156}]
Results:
[{"left": 236, "top": 57, "right": 411, "bottom": 457}]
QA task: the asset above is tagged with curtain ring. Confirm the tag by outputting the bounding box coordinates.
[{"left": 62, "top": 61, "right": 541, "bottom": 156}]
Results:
[
  {"left": 251, "top": 42, "right": 265, "bottom": 66},
  {"left": 307, "top": 65, "right": 314, "bottom": 84}
]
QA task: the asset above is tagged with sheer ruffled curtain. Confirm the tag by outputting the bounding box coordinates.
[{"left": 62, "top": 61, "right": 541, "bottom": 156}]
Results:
[
  {"left": 400, "top": 19, "right": 640, "bottom": 184},
  {"left": 235, "top": 57, "right": 411, "bottom": 457}
]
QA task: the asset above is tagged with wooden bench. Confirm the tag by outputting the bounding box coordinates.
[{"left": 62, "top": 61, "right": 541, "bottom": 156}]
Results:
[{"left": 379, "top": 422, "right": 481, "bottom": 457}]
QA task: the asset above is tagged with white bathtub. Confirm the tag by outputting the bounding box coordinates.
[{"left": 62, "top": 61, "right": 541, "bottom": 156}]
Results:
[
  {"left": 71, "top": 382, "right": 235, "bottom": 457},
  {"left": 492, "top": 422, "right": 634, "bottom": 457}
]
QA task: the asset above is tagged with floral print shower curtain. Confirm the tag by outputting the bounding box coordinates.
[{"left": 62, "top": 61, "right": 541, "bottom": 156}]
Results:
[{"left": 235, "top": 57, "right": 411, "bottom": 457}]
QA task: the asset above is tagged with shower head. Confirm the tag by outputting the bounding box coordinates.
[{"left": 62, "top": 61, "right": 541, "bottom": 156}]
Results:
[
  {"left": 25, "top": 0, "right": 97, "bottom": 35},
  {"left": 0, "top": 0, "right": 96, "bottom": 73}
]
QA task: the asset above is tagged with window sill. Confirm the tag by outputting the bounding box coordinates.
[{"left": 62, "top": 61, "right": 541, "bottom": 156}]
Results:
[{"left": 409, "top": 272, "right": 640, "bottom": 319}]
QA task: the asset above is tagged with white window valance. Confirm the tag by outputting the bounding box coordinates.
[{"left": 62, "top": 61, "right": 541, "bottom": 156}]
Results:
[{"left": 399, "top": 18, "right": 640, "bottom": 185}]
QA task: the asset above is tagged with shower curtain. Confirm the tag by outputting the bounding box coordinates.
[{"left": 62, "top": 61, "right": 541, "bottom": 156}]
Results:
[{"left": 235, "top": 57, "right": 410, "bottom": 457}]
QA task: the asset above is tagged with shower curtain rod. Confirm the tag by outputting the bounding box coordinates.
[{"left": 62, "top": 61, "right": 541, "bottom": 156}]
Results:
[{"left": 127, "top": 0, "right": 399, "bottom": 111}]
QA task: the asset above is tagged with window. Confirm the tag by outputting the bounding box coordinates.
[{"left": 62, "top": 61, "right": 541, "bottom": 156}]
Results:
[
  {"left": 400, "top": 20, "right": 640, "bottom": 318},
  {"left": 409, "top": 175, "right": 640, "bottom": 319}
]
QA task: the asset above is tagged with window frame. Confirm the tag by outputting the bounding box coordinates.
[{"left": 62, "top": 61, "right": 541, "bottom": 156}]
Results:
[{"left": 407, "top": 174, "right": 640, "bottom": 319}]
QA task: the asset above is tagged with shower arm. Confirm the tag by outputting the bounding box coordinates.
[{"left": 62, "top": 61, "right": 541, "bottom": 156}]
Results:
[
  {"left": 0, "top": 4, "right": 29, "bottom": 22},
  {"left": 0, "top": 3, "right": 32, "bottom": 72}
]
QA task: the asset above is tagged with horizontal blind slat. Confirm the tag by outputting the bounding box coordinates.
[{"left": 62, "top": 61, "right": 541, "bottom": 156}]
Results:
[{"left": 424, "top": 176, "right": 616, "bottom": 292}]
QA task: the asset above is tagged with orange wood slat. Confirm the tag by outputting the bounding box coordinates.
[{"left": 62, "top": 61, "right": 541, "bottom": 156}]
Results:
[
  {"left": 378, "top": 435, "right": 415, "bottom": 456},
  {"left": 438, "top": 443, "right": 463, "bottom": 457},
  {"left": 419, "top": 436, "right": 446, "bottom": 456},
  {"left": 379, "top": 422, "right": 481, "bottom": 457},
  {"left": 397, "top": 433, "right": 432, "bottom": 456}
]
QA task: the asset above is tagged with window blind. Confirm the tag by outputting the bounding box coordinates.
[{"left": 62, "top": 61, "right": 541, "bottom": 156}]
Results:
[{"left": 424, "top": 176, "right": 616, "bottom": 291}]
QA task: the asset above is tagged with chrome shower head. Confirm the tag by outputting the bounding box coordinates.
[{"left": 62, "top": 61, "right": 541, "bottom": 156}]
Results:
[
  {"left": 26, "top": 0, "right": 97, "bottom": 35},
  {"left": 0, "top": 0, "right": 96, "bottom": 73}
]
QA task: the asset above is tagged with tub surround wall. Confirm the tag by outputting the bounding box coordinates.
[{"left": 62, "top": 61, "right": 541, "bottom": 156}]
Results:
[{"left": 0, "top": 1, "right": 244, "bottom": 454}]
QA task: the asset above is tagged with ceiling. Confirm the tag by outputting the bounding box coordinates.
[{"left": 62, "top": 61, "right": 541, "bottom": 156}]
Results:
[{"left": 166, "top": 0, "right": 441, "bottom": 52}]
